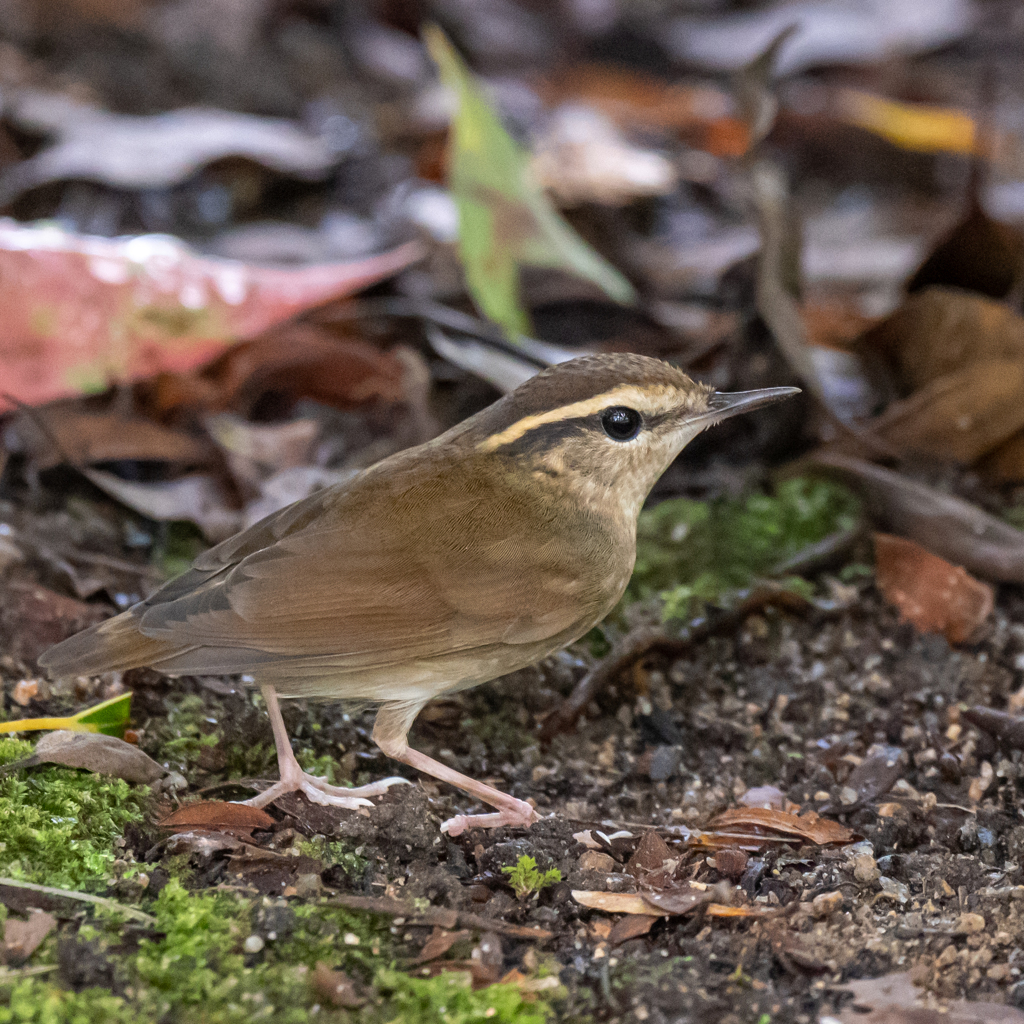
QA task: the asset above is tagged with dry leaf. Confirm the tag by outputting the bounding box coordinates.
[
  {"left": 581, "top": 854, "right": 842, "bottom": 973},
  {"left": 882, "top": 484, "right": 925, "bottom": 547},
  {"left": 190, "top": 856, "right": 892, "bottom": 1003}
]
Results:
[
  {"left": 2, "top": 910, "right": 56, "bottom": 965},
  {"left": 626, "top": 831, "right": 674, "bottom": 878},
  {"left": 2, "top": 91, "right": 345, "bottom": 198},
  {"left": 859, "top": 286, "right": 1024, "bottom": 393},
  {"left": 3, "top": 407, "right": 212, "bottom": 472},
  {"left": 837, "top": 88, "right": 978, "bottom": 156},
  {"left": 572, "top": 892, "right": 660, "bottom": 916},
  {"left": 31, "top": 731, "right": 164, "bottom": 784},
  {"left": 833, "top": 971, "right": 1024, "bottom": 1023},
  {"left": 908, "top": 205, "right": 1024, "bottom": 300},
  {"left": 861, "top": 358, "right": 1024, "bottom": 464},
  {"left": 160, "top": 802, "right": 274, "bottom": 833},
  {"left": 538, "top": 66, "right": 747, "bottom": 157},
  {"left": 823, "top": 744, "right": 905, "bottom": 811},
  {"left": 640, "top": 882, "right": 716, "bottom": 916},
  {"left": 311, "top": 962, "right": 366, "bottom": 1008},
  {"left": 607, "top": 914, "right": 656, "bottom": 945},
  {"left": 708, "top": 807, "right": 857, "bottom": 846},
  {"left": 961, "top": 706, "right": 1024, "bottom": 751},
  {"left": 0, "top": 580, "right": 108, "bottom": 664},
  {"left": 874, "top": 533, "right": 993, "bottom": 644},
  {"left": 82, "top": 470, "right": 240, "bottom": 543},
  {"left": 413, "top": 927, "right": 472, "bottom": 965}
]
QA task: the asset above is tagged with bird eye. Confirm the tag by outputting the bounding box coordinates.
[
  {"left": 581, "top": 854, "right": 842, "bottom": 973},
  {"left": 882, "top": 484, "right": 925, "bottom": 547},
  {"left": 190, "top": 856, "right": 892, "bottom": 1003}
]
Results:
[{"left": 601, "top": 406, "right": 643, "bottom": 441}]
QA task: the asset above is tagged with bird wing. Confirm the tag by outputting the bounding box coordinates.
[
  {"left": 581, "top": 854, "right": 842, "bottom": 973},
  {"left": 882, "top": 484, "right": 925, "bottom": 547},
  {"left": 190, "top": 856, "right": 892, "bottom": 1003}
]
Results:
[{"left": 134, "top": 465, "right": 607, "bottom": 671}]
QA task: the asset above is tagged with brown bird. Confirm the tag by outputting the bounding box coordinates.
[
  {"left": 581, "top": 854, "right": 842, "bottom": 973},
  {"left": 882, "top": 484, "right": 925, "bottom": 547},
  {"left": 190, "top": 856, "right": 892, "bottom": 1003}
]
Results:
[{"left": 40, "top": 354, "right": 796, "bottom": 834}]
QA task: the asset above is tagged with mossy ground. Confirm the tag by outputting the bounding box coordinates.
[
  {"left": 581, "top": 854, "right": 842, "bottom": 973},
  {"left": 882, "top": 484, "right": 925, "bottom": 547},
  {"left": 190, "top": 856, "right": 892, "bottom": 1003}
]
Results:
[{"left": 16, "top": 475, "right": 1012, "bottom": 1024}]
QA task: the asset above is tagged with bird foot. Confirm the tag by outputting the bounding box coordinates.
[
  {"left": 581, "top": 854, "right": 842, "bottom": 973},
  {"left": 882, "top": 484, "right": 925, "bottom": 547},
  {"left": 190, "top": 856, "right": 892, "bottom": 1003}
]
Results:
[
  {"left": 239, "top": 772, "right": 411, "bottom": 810},
  {"left": 440, "top": 797, "right": 540, "bottom": 836}
]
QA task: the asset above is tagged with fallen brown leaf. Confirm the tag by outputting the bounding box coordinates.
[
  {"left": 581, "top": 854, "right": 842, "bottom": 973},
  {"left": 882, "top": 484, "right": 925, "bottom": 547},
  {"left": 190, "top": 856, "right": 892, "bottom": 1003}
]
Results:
[
  {"left": 28, "top": 731, "right": 164, "bottom": 784},
  {"left": 834, "top": 971, "right": 1024, "bottom": 1023},
  {"left": 572, "top": 892, "right": 659, "bottom": 916},
  {"left": 607, "top": 914, "right": 656, "bottom": 945},
  {"left": 640, "top": 881, "right": 716, "bottom": 916},
  {"left": 311, "top": 962, "right": 366, "bottom": 1008},
  {"left": 539, "top": 65, "right": 748, "bottom": 157},
  {"left": 961, "top": 706, "right": 1024, "bottom": 751},
  {"left": 0, "top": 580, "right": 108, "bottom": 664},
  {"left": 859, "top": 286, "right": 1024, "bottom": 393},
  {"left": 2, "top": 405, "right": 211, "bottom": 472},
  {"left": 874, "top": 533, "right": 993, "bottom": 644},
  {"left": 412, "top": 927, "right": 472, "bottom": 965},
  {"left": 861, "top": 358, "right": 1024, "bottom": 464},
  {"left": 159, "top": 802, "right": 275, "bottom": 833},
  {"left": 626, "top": 830, "right": 674, "bottom": 878},
  {"left": 907, "top": 204, "right": 1024, "bottom": 301},
  {"left": 708, "top": 808, "right": 857, "bottom": 847}
]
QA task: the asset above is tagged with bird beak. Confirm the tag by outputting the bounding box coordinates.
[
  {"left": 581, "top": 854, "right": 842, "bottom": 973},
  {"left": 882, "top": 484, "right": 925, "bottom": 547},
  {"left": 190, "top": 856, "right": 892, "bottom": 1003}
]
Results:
[{"left": 694, "top": 386, "right": 801, "bottom": 424}]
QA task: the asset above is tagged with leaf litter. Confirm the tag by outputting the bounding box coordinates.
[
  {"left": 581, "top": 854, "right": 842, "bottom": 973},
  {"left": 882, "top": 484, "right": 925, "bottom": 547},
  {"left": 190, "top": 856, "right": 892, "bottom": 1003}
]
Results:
[{"left": 6, "top": 5, "right": 1024, "bottom": 1022}]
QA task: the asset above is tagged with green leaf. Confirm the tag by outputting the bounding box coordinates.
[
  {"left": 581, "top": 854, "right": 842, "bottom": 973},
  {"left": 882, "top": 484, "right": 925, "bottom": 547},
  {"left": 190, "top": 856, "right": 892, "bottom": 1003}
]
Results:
[
  {"left": 0, "top": 692, "right": 132, "bottom": 738},
  {"left": 424, "top": 24, "right": 635, "bottom": 339}
]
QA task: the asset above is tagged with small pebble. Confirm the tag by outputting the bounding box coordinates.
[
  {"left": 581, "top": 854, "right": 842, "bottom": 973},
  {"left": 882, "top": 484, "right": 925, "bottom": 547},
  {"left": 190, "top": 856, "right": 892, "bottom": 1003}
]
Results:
[
  {"left": 812, "top": 891, "right": 843, "bottom": 918},
  {"left": 244, "top": 935, "right": 264, "bottom": 954},
  {"left": 343, "top": 933, "right": 361, "bottom": 945},
  {"left": 853, "top": 855, "right": 880, "bottom": 883},
  {"left": 578, "top": 851, "right": 616, "bottom": 873},
  {"left": 839, "top": 786, "right": 858, "bottom": 806},
  {"left": 955, "top": 912, "right": 986, "bottom": 935}
]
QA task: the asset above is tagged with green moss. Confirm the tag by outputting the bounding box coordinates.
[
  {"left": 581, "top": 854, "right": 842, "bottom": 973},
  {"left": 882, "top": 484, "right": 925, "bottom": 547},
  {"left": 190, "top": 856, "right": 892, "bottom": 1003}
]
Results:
[
  {"left": 2, "top": 880, "right": 396, "bottom": 1023},
  {"left": 0, "top": 980, "right": 141, "bottom": 1024},
  {"left": 630, "top": 476, "right": 860, "bottom": 621},
  {"left": 152, "top": 521, "right": 207, "bottom": 581},
  {"left": 0, "top": 738, "right": 147, "bottom": 890},
  {"left": 377, "top": 969, "right": 550, "bottom": 1024},
  {"left": 1, "top": 876, "right": 562, "bottom": 1024},
  {"left": 295, "top": 837, "right": 368, "bottom": 879}
]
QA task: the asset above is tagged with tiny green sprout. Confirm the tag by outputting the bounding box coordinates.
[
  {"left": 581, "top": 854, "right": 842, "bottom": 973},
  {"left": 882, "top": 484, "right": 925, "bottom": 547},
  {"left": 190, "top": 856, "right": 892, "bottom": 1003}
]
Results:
[{"left": 501, "top": 855, "right": 561, "bottom": 899}]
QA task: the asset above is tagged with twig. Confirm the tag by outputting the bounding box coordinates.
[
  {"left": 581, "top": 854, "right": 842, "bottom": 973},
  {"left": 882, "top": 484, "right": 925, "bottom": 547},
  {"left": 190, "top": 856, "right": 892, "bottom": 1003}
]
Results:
[
  {"left": 540, "top": 587, "right": 818, "bottom": 741},
  {"left": 0, "top": 877, "right": 156, "bottom": 925},
  {"left": 321, "top": 894, "right": 552, "bottom": 941}
]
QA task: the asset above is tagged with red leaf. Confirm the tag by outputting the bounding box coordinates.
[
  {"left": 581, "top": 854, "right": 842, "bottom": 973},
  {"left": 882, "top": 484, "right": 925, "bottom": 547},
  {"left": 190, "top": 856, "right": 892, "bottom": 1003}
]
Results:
[{"left": 0, "top": 221, "right": 421, "bottom": 410}]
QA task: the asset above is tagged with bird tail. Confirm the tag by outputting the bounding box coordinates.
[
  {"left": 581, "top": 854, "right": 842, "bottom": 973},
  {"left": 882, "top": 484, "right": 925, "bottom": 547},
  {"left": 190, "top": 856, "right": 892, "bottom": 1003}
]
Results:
[{"left": 38, "top": 608, "right": 185, "bottom": 677}]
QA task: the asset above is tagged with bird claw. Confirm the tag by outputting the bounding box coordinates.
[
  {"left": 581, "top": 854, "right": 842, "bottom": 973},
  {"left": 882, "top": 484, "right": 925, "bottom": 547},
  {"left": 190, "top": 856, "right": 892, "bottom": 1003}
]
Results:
[
  {"left": 237, "top": 772, "right": 411, "bottom": 810},
  {"left": 440, "top": 799, "right": 540, "bottom": 836}
]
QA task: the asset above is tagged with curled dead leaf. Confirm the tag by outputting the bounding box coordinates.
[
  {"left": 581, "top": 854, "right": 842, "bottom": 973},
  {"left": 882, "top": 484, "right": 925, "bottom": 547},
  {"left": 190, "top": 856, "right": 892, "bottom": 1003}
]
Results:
[
  {"left": 859, "top": 286, "right": 1024, "bottom": 392},
  {"left": 859, "top": 358, "right": 1024, "bottom": 464}
]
